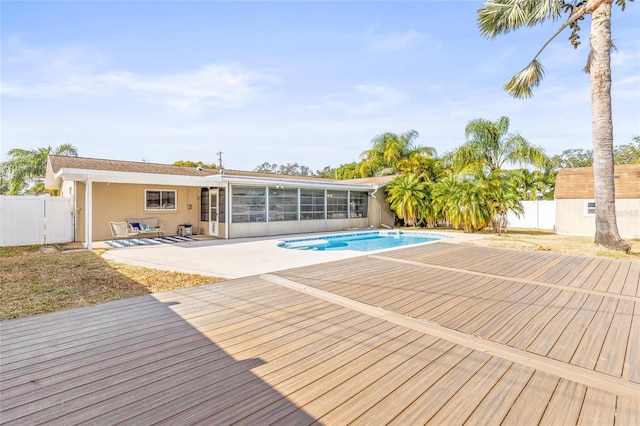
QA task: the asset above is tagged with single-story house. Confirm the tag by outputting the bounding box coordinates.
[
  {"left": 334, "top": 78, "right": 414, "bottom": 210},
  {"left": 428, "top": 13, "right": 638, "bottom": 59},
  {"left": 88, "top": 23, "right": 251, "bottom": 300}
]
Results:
[
  {"left": 554, "top": 164, "right": 640, "bottom": 239},
  {"left": 45, "top": 156, "right": 397, "bottom": 248}
]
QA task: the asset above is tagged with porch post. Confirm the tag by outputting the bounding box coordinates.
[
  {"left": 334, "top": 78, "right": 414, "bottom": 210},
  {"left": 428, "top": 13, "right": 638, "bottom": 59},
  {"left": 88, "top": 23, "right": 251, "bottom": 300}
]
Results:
[
  {"left": 225, "top": 183, "right": 230, "bottom": 239},
  {"left": 85, "top": 177, "right": 93, "bottom": 250}
]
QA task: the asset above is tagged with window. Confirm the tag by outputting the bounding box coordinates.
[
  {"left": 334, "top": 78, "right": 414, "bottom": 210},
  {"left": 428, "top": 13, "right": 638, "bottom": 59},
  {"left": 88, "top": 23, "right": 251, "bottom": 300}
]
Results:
[
  {"left": 218, "top": 188, "right": 226, "bottom": 223},
  {"left": 232, "top": 186, "right": 266, "bottom": 223},
  {"left": 300, "top": 189, "right": 325, "bottom": 220},
  {"left": 585, "top": 200, "right": 596, "bottom": 216},
  {"left": 145, "top": 190, "right": 176, "bottom": 211},
  {"left": 349, "top": 191, "right": 368, "bottom": 218},
  {"left": 327, "top": 190, "right": 348, "bottom": 219},
  {"left": 200, "top": 188, "right": 209, "bottom": 221},
  {"left": 269, "top": 187, "right": 298, "bottom": 221}
]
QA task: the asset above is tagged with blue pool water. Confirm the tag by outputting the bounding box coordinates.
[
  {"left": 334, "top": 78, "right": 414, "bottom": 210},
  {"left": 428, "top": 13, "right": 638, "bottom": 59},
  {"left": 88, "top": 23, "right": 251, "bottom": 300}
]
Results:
[{"left": 278, "top": 231, "right": 445, "bottom": 252}]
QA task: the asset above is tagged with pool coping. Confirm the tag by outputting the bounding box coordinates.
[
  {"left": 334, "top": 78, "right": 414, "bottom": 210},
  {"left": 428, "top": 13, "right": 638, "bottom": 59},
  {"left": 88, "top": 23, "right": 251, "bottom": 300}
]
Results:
[{"left": 277, "top": 230, "right": 450, "bottom": 252}]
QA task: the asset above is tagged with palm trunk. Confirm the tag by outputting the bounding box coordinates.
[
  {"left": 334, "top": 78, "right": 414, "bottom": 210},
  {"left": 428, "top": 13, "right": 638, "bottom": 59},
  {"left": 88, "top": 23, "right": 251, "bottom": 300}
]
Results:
[{"left": 590, "top": 1, "right": 630, "bottom": 252}]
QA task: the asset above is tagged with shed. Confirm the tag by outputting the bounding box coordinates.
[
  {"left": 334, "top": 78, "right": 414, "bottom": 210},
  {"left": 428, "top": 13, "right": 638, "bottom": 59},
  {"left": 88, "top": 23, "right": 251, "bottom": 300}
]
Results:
[{"left": 554, "top": 164, "right": 640, "bottom": 239}]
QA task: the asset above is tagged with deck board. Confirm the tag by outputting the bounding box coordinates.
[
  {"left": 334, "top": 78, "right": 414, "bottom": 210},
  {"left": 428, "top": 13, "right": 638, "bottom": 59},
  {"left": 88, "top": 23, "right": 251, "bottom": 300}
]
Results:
[
  {"left": 539, "top": 379, "right": 587, "bottom": 425},
  {"left": 1, "top": 243, "right": 638, "bottom": 425},
  {"left": 500, "top": 370, "right": 559, "bottom": 425}
]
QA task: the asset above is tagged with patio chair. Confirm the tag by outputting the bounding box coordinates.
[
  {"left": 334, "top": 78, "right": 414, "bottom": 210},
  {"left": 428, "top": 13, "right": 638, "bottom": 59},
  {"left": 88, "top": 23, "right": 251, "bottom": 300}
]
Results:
[{"left": 109, "top": 221, "right": 139, "bottom": 246}]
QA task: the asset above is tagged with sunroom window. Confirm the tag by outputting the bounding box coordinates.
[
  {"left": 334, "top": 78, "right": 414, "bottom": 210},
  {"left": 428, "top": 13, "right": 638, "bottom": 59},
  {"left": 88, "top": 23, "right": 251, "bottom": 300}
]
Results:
[
  {"left": 232, "top": 186, "right": 266, "bottom": 223},
  {"left": 327, "top": 190, "right": 348, "bottom": 219},
  {"left": 300, "top": 189, "right": 325, "bottom": 220}
]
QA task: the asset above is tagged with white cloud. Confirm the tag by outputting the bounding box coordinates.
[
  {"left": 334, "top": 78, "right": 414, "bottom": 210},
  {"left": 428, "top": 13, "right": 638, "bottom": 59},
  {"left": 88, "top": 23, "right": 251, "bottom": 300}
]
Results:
[
  {"left": 366, "top": 29, "right": 423, "bottom": 51},
  {"left": 312, "top": 84, "right": 408, "bottom": 116},
  {"left": 1, "top": 41, "right": 279, "bottom": 113},
  {"left": 94, "top": 65, "right": 279, "bottom": 112}
]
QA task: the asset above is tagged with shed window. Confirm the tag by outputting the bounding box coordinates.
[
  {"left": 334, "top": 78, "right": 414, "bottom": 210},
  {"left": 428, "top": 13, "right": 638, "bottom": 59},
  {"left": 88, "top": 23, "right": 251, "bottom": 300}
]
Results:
[
  {"left": 584, "top": 200, "right": 596, "bottom": 216},
  {"left": 145, "top": 190, "right": 176, "bottom": 211}
]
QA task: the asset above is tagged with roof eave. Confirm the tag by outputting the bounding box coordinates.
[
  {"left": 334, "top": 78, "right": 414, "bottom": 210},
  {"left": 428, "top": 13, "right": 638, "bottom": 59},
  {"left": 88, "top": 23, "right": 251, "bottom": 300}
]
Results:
[
  {"left": 50, "top": 168, "right": 378, "bottom": 191},
  {"left": 220, "top": 174, "right": 376, "bottom": 190},
  {"left": 53, "top": 168, "right": 223, "bottom": 186}
]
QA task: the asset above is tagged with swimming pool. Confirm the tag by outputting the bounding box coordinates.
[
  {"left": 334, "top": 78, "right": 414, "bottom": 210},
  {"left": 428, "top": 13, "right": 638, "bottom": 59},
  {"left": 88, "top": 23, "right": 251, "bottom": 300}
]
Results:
[{"left": 278, "top": 230, "right": 446, "bottom": 252}]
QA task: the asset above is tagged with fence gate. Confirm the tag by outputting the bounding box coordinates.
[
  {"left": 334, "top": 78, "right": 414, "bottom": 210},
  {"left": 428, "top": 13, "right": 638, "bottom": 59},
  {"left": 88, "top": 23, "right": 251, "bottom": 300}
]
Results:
[
  {"left": 506, "top": 200, "right": 557, "bottom": 230},
  {"left": 0, "top": 195, "right": 74, "bottom": 247}
]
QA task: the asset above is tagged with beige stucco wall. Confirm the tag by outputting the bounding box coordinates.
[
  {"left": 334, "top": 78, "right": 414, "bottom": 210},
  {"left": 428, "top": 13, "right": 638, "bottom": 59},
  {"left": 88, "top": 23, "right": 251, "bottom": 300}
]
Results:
[
  {"left": 556, "top": 199, "right": 640, "bottom": 239},
  {"left": 75, "top": 182, "right": 202, "bottom": 242},
  {"left": 369, "top": 189, "right": 395, "bottom": 228}
]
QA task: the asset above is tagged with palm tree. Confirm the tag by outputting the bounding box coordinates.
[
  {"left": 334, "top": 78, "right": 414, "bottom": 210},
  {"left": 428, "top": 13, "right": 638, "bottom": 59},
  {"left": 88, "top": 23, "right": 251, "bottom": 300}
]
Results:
[
  {"left": 477, "top": 0, "right": 632, "bottom": 252},
  {"left": 360, "top": 130, "right": 435, "bottom": 177},
  {"left": 484, "top": 170, "right": 525, "bottom": 234},
  {"left": 432, "top": 173, "right": 492, "bottom": 233},
  {"left": 1, "top": 144, "right": 78, "bottom": 194},
  {"left": 513, "top": 168, "right": 556, "bottom": 201},
  {"left": 386, "top": 174, "right": 429, "bottom": 227},
  {"left": 397, "top": 150, "right": 443, "bottom": 183},
  {"left": 447, "top": 116, "right": 548, "bottom": 173}
]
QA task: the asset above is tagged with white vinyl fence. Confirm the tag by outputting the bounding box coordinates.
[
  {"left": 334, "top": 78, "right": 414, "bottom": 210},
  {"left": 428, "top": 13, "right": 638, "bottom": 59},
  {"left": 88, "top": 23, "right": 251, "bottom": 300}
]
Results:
[
  {"left": 507, "top": 200, "right": 556, "bottom": 230},
  {"left": 0, "top": 195, "right": 74, "bottom": 247}
]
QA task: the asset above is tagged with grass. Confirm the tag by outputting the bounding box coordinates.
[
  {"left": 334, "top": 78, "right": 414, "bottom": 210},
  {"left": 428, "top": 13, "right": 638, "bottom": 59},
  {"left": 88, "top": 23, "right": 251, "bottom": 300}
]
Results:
[
  {"left": 2, "top": 229, "right": 638, "bottom": 321},
  {"left": 0, "top": 245, "right": 224, "bottom": 321},
  {"left": 459, "top": 228, "right": 640, "bottom": 261}
]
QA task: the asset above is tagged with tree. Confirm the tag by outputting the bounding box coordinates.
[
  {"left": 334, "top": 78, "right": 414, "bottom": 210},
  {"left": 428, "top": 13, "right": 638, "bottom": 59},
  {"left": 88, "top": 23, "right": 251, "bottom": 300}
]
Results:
[
  {"left": 432, "top": 173, "right": 492, "bottom": 233},
  {"left": 254, "top": 162, "right": 279, "bottom": 174},
  {"left": 360, "top": 130, "right": 435, "bottom": 177},
  {"left": 1, "top": 144, "right": 78, "bottom": 195},
  {"left": 550, "top": 149, "right": 594, "bottom": 169},
  {"left": 614, "top": 136, "right": 640, "bottom": 164},
  {"left": 514, "top": 167, "right": 557, "bottom": 200},
  {"left": 447, "top": 116, "right": 548, "bottom": 173},
  {"left": 335, "top": 162, "right": 362, "bottom": 180},
  {"left": 253, "top": 162, "right": 313, "bottom": 176},
  {"left": 315, "top": 166, "right": 337, "bottom": 179},
  {"left": 397, "top": 150, "right": 443, "bottom": 183},
  {"left": 172, "top": 160, "right": 217, "bottom": 169},
  {"left": 477, "top": 0, "right": 632, "bottom": 252},
  {"left": 549, "top": 137, "right": 639, "bottom": 169},
  {"left": 386, "top": 174, "right": 429, "bottom": 227},
  {"left": 484, "top": 170, "right": 525, "bottom": 234}
]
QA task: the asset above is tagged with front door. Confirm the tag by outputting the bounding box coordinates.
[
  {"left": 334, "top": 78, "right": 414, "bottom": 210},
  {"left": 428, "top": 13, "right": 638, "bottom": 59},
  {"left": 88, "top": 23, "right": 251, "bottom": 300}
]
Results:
[{"left": 209, "top": 188, "right": 219, "bottom": 235}]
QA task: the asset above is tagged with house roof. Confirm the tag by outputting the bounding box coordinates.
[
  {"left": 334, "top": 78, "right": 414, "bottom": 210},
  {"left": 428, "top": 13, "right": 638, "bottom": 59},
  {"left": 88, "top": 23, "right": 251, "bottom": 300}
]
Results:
[
  {"left": 46, "top": 155, "right": 396, "bottom": 190},
  {"left": 554, "top": 164, "right": 640, "bottom": 199}
]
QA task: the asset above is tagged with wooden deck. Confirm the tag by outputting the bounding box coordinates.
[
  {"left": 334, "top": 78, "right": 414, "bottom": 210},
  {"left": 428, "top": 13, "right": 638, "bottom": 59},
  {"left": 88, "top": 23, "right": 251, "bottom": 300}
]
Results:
[{"left": 1, "top": 242, "right": 638, "bottom": 425}]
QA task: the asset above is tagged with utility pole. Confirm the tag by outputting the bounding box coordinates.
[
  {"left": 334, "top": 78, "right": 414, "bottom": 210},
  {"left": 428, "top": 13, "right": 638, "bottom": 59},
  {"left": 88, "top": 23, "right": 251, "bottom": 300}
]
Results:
[{"left": 216, "top": 152, "right": 223, "bottom": 169}]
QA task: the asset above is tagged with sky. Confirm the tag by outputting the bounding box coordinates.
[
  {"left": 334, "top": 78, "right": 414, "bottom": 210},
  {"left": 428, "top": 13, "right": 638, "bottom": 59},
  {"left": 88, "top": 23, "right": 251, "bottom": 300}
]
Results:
[{"left": 2, "top": 1, "right": 639, "bottom": 172}]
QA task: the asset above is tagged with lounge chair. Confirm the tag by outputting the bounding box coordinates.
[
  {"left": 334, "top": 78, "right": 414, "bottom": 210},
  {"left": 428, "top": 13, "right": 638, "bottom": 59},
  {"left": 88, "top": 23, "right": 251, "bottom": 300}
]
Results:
[{"left": 109, "top": 221, "right": 139, "bottom": 246}]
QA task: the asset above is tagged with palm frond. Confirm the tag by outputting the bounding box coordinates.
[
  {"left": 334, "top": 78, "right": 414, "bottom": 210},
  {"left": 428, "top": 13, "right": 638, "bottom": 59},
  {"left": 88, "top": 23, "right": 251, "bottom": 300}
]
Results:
[
  {"left": 504, "top": 59, "right": 546, "bottom": 99},
  {"left": 477, "top": 0, "right": 563, "bottom": 39},
  {"left": 615, "top": 0, "right": 633, "bottom": 11}
]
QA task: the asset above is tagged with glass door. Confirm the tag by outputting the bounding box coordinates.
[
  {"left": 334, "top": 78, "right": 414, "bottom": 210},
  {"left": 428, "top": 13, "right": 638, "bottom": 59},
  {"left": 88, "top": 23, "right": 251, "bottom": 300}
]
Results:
[{"left": 209, "top": 188, "right": 219, "bottom": 235}]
